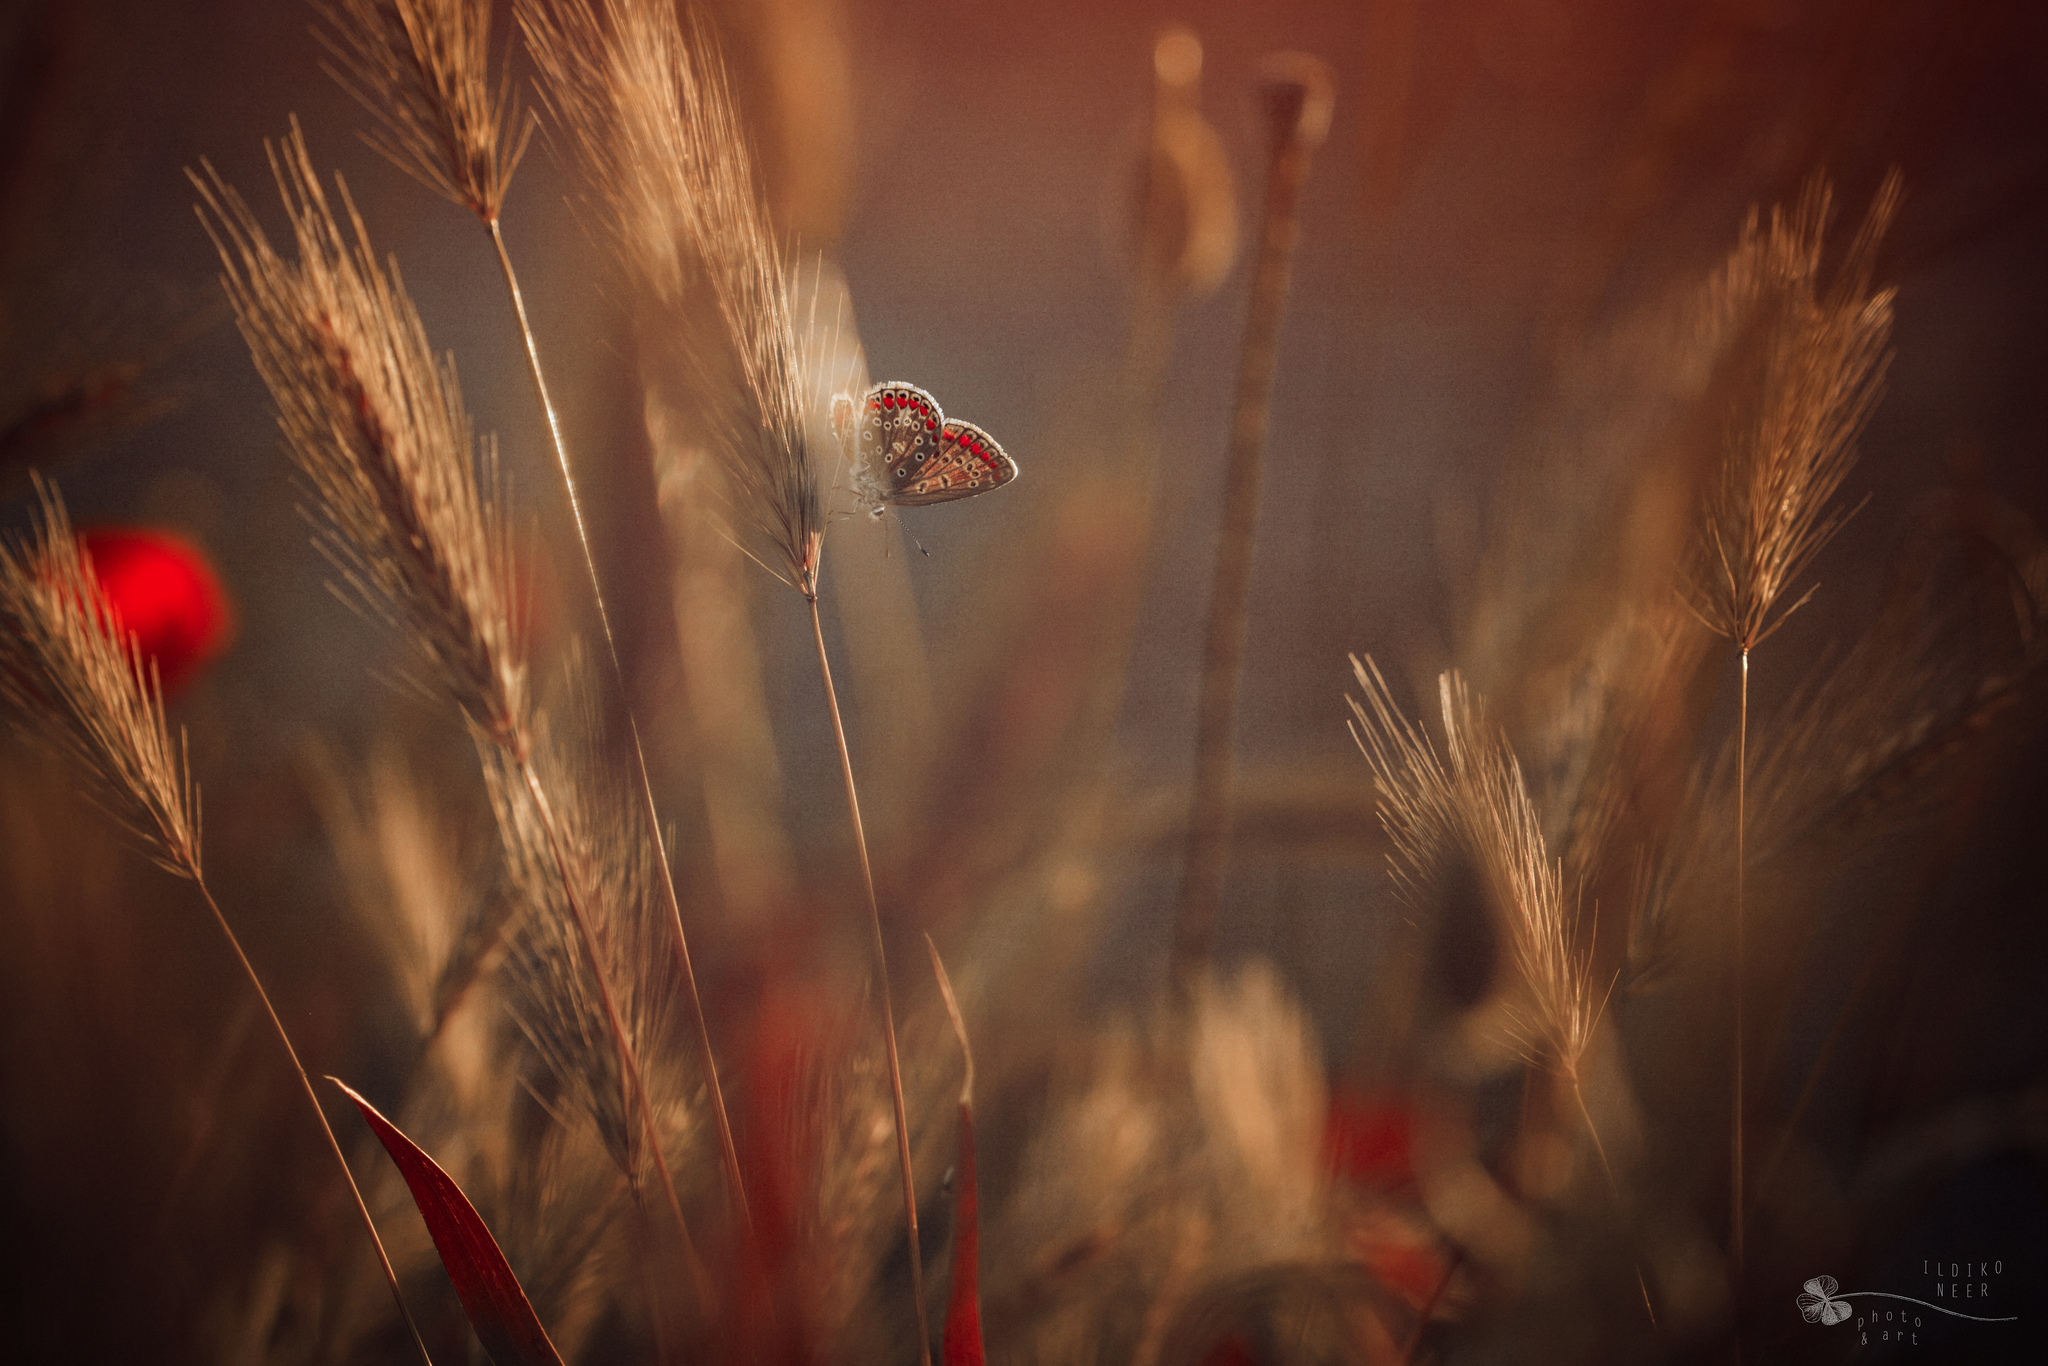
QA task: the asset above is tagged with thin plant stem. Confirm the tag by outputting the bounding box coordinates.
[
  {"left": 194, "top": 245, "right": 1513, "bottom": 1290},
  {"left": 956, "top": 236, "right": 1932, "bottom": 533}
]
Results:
[
  {"left": 1753, "top": 847, "right": 1925, "bottom": 1206},
  {"left": 1570, "top": 1071, "right": 1657, "bottom": 1328},
  {"left": 630, "top": 1188, "right": 681, "bottom": 1366},
  {"left": 1732, "top": 646, "right": 1748, "bottom": 1284},
  {"left": 190, "top": 876, "right": 436, "bottom": 1366},
  {"left": 806, "top": 591, "right": 931, "bottom": 1366},
  {"left": 1399, "top": 1245, "right": 1463, "bottom": 1365},
  {"left": 486, "top": 216, "right": 751, "bottom": 1238},
  {"left": 1173, "top": 56, "right": 1332, "bottom": 986},
  {"left": 515, "top": 755, "right": 713, "bottom": 1312}
]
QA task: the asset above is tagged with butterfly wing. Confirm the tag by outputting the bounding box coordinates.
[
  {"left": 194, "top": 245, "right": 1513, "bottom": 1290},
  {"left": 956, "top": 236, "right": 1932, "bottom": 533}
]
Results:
[
  {"left": 842, "top": 380, "right": 1019, "bottom": 508},
  {"left": 885, "top": 419, "right": 1018, "bottom": 506},
  {"left": 845, "top": 381, "right": 943, "bottom": 505}
]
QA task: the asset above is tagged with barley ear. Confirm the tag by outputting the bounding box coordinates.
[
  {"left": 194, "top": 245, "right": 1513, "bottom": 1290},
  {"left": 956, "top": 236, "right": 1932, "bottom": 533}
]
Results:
[{"left": 0, "top": 477, "right": 201, "bottom": 879}]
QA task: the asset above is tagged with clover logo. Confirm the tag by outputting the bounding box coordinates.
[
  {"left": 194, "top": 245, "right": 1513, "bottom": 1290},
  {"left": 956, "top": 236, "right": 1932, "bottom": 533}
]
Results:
[{"left": 1798, "top": 1275, "right": 1852, "bottom": 1326}]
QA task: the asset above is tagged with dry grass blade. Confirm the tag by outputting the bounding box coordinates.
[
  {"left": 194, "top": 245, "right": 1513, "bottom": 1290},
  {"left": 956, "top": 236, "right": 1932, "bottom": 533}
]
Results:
[
  {"left": 192, "top": 123, "right": 528, "bottom": 754},
  {"left": 928, "top": 938, "right": 987, "bottom": 1366},
  {"left": 520, "top": 0, "right": 824, "bottom": 595},
  {"left": 316, "top": 0, "right": 534, "bottom": 224},
  {"left": 1689, "top": 173, "right": 1901, "bottom": 652},
  {"left": 1682, "top": 172, "right": 1899, "bottom": 1284},
  {"left": 1347, "top": 656, "right": 1601, "bottom": 1075},
  {"left": 1350, "top": 656, "right": 1649, "bottom": 1318},
  {"left": 0, "top": 478, "right": 200, "bottom": 879},
  {"left": 481, "top": 674, "right": 670, "bottom": 1183},
  {"left": 477, "top": 657, "right": 712, "bottom": 1313}
]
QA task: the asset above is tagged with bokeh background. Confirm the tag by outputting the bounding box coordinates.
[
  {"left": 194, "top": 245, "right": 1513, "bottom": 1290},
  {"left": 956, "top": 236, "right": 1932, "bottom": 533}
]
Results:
[{"left": 5, "top": 0, "right": 2048, "bottom": 1360}]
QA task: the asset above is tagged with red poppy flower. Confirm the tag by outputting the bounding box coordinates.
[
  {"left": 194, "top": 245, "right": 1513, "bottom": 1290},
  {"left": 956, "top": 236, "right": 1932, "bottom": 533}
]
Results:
[
  {"left": 1323, "top": 1088, "right": 1417, "bottom": 1190},
  {"left": 78, "top": 528, "right": 232, "bottom": 694}
]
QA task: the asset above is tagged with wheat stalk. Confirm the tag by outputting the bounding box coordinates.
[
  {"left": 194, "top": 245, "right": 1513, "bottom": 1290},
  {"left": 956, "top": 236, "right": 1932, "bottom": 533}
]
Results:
[
  {"left": 520, "top": 3, "right": 931, "bottom": 1352},
  {"left": 1174, "top": 55, "right": 1334, "bottom": 985},
  {"left": 519, "top": 0, "right": 826, "bottom": 595},
  {"left": 1348, "top": 656, "right": 1653, "bottom": 1317},
  {"left": 0, "top": 479, "right": 436, "bottom": 1365},
  {"left": 193, "top": 123, "right": 527, "bottom": 752},
  {"left": 1685, "top": 171, "right": 1900, "bottom": 1279},
  {"left": 1348, "top": 657, "right": 1604, "bottom": 1079},
  {"left": 321, "top": 0, "right": 751, "bottom": 1238},
  {"left": 195, "top": 125, "right": 709, "bottom": 1296}
]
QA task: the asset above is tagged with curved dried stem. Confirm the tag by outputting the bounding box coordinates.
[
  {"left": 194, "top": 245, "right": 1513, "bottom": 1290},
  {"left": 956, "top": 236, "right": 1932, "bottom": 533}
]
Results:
[{"left": 1174, "top": 54, "right": 1334, "bottom": 986}]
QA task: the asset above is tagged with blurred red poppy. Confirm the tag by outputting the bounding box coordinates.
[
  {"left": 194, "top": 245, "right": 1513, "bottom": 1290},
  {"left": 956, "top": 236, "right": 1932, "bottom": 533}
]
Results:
[
  {"left": 1323, "top": 1088, "right": 1417, "bottom": 1190},
  {"left": 78, "top": 528, "right": 232, "bottom": 694}
]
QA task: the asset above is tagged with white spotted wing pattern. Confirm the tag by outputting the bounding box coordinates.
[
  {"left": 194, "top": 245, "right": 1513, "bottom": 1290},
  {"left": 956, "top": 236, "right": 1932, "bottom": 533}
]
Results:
[{"left": 833, "top": 381, "right": 1018, "bottom": 512}]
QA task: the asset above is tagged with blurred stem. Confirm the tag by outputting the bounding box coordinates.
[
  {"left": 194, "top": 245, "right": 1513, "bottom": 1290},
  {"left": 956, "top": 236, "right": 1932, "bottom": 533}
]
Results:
[
  {"left": 806, "top": 591, "right": 932, "bottom": 1366},
  {"left": 487, "top": 217, "right": 751, "bottom": 1239},
  {"left": 1754, "top": 684, "right": 2003, "bottom": 1207},
  {"left": 190, "top": 874, "right": 436, "bottom": 1366},
  {"left": 1173, "top": 63, "right": 1328, "bottom": 987},
  {"left": 1399, "top": 1246, "right": 1463, "bottom": 1365},
  {"left": 515, "top": 755, "right": 712, "bottom": 1313},
  {"left": 1570, "top": 1070, "right": 1657, "bottom": 1328},
  {"left": 1733, "top": 647, "right": 1748, "bottom": 1283}
]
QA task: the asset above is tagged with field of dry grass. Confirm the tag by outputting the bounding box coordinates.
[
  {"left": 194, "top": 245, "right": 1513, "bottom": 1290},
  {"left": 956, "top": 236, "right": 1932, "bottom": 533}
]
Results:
[{"left": 4, "top": 1, "right": 2046, "bottom": 1362}]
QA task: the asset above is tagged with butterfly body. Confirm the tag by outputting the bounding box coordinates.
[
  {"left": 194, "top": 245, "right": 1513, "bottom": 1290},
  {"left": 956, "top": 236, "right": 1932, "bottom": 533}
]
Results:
[{"left": 834, "top": 381, "right": 1018, "bottom": 514}]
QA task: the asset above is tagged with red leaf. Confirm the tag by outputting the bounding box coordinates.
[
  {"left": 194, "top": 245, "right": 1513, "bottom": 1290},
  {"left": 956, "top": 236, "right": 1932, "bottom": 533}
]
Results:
[
  {"left": 942, "top": 1096, "right": 985, "bottom": 1366},
  {"left": 77, "top": 527, "right": 232, "bottom": 694},
  {"left": 926, "top": 938, "right": 985, "bottom": 1366},
  {"left": 332, "top": 1079, "right": 566, "bottom": 1366}
]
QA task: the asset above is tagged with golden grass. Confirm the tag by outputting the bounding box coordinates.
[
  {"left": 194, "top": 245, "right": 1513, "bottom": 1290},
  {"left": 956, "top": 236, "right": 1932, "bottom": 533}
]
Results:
[
  {"left": 6, "top": 8, "right": 2042, "bottom": 1363},
  {"left": 194, "top": 124, "right": 529, "bottom": 754},
  {"left": 316, "top": 0, "right": 534, "bottom": 226}
]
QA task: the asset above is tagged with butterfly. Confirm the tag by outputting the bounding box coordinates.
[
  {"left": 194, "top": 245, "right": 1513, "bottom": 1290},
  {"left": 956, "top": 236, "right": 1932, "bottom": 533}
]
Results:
[{"left": 832, "top": 381, "right": 1018, "bottom": 515}]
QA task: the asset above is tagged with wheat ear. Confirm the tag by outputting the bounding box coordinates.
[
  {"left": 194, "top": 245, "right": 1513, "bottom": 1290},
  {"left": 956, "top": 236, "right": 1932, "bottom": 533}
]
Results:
[
  {"left": 321, "top": 0, "right": 749, "bottom": 1235},
  {"left": 0, "top": 480, "right": 435, "bottom": 1366},
  {"left": 1686, "top": 172, "right": 1899, "bottom": 1278},
  {"left": 194, "top": 126, "right": 702, "bottom": 1273},
  {"left": 522, "top": 3, "right": 931, "bottom": 1353}
]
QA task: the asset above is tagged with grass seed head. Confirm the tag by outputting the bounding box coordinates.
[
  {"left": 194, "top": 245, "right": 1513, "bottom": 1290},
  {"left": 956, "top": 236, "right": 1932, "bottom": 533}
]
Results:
[{"left": 194, "top": 123, "right": 529, "bottom": 752}]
